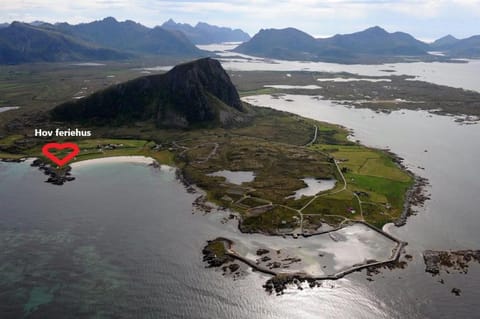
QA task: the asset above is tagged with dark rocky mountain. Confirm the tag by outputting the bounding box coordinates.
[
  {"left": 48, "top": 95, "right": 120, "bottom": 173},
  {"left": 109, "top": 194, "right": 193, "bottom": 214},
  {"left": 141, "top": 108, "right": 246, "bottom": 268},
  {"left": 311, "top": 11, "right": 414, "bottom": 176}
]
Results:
[
  {"left": 161, "top": 19, "right": 250, "bottom": 44},
  {"left": 233, "top": 28, "right": 320, "bottom": 60},
  {"left": 234, "top": 26, "right": 432, "bottom": 63},
  {"left": 0, "top": 22, "right": 128, "bottom": 64},
  {"left": 51, "top": 58, "right": 247, "bottom": 128},
  {"left": 430, "top": 35, "right": 459, "bottom": 50},
  {"left": 54, "top": 17, "right": 204, "bottom": 56},
  {"left": 319, "top": 26, "right": 430, "bottom": 56},
  {"left": 446, "top": 35, "right": 480, "bottom": 57},
  {"left": 429, "top": 34, "right": 480, "bottom": 57}
]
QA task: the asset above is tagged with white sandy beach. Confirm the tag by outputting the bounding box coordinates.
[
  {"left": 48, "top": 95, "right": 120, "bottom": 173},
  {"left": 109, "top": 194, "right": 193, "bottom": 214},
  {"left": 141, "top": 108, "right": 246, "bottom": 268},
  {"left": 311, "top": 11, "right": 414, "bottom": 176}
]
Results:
[{"left": 70, "top": 156, "right": 156, "bottom": 169}]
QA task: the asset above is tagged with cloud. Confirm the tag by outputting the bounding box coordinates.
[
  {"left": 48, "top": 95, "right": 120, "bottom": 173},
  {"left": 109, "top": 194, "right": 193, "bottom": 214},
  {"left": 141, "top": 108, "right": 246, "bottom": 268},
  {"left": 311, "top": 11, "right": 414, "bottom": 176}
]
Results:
[{"left": 0, "top": 0, "right": 479, "bottom": 38}]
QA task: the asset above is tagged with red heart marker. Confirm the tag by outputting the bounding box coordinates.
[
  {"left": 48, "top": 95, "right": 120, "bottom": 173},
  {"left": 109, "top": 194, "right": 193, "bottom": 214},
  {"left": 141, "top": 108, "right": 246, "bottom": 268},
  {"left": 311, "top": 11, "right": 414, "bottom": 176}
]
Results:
[{"left": 42, "top": 142, "right": 80, "bottom": 167}]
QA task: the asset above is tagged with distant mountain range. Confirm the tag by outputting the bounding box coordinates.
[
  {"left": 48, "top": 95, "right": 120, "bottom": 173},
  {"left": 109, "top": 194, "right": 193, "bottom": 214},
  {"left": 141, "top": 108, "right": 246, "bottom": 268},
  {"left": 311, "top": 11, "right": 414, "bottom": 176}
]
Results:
[
  {"left": 234, "top": 26, "right": 480, "bottom": 63},
  {"left": 161, "top": 19, "right": 250, "bottom": 44},
  {"left": 52, "top": 17, "right": 203, "bottom": 57},
  {"left": 0, "top": 18, "right": 479, "bottom": 65},
  {"left": 0, "top": 17, "right": 251, "bottom": 64},
  {"left": 52, "top": 58, "right": 247, "bottom": 128}
]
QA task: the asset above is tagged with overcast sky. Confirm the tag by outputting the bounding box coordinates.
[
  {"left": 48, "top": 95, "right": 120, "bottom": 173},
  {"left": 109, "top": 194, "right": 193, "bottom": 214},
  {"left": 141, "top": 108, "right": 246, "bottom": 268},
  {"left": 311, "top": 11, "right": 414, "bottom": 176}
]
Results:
[{"left": 2, "top": 0, "right": 480, "bottom": 41}]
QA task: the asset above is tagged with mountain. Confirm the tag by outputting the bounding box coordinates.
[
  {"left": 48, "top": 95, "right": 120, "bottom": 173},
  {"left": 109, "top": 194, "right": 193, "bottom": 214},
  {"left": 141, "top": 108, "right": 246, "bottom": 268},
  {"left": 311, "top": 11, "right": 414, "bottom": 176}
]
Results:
[
  {"left": 0, "top": 23, "right": 9, "bottom": 28},
  {"left": 430, "top": 35, "right": 459, "bottom": 50},
  {"left": 319, "top": 26, "right": 429, "bottom": 56},
  {"left": 28, "top": 21, "right": 48, "bottom": 27},
  {"left": 161, "top": 19, "right": 250, "bottom": 44},
  {"left": 0, "top": 22, "right": 128, "bottom": 64},
  {"left": 51, "top": 58, "right": 246, "bottom": 128},
  {"left": 234, "top": 26, "right": 431, "bottom": 63},
  {"left": 429, "top": 34, "right": 480, "bottom": 57},
  {"left": 54, "top": 17, "right": 204, "bottom": 57},
  {"left": 446, "top": 35, "right": 480, "bottom": 57},
  {"left": 233, "top": 27, "right": 320, "bottom": 60}
]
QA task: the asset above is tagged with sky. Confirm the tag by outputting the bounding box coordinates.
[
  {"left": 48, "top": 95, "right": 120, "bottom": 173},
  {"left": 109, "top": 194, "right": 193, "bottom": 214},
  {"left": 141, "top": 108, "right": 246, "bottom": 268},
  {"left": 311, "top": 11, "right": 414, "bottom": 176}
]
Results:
[{"left": 2, "top": 0, "right": 480, "bottom": 41}]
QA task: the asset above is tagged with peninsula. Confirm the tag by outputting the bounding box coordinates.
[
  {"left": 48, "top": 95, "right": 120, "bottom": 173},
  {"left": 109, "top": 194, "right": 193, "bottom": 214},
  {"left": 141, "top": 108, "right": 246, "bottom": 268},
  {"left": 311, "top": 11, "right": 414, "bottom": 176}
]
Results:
[{"left": 0, "top": 58, "right": 421, "bottom": 290}]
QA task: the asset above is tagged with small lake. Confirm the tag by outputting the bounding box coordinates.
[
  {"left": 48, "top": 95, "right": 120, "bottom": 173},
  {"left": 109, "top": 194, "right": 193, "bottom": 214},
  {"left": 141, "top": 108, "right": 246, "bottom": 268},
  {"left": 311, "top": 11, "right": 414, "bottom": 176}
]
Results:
[
  {"left": 264, "top": 85, "right": 323, "bottom": 90},
  {"left": 316, "top": 78, "right": 392, "bottom": 82},
  {"left": 289, "top": 178, "right": 337, "bottom": 199},
  {"left": 207, "top": 170, "right": 255, "bottom": 185}
]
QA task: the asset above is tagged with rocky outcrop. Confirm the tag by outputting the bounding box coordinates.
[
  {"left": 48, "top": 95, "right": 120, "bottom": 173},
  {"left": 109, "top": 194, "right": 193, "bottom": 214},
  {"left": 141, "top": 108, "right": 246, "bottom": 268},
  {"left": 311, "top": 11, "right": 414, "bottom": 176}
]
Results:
[
  {"left": 202, "top": 238, "right": 233, "bottom": 267},
  {"left": 31, "top": 159, "right": 75, "bottom": 185},
  {"left": 423, "top": 250, "right": 480, "bottom": 275}
]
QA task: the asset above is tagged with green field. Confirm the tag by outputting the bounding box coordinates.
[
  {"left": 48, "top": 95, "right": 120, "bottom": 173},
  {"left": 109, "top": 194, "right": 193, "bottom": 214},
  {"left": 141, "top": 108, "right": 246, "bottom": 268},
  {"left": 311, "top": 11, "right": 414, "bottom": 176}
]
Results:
[{"left": 309, "top": 144, "right": 413, "bottom": 228}]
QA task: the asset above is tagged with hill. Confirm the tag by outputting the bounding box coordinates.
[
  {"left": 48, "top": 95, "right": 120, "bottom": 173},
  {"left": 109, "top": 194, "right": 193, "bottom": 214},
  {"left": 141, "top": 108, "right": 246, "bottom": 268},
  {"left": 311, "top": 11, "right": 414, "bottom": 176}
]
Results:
[
  {"left": 51, "top": 58, "right": 247, "bottom": 128},
  {"left": 0, "top": 22, "right": 128, "bottom": 64},
  {"left": 161, "top": 19, "right": 250, "bottom": 44}
]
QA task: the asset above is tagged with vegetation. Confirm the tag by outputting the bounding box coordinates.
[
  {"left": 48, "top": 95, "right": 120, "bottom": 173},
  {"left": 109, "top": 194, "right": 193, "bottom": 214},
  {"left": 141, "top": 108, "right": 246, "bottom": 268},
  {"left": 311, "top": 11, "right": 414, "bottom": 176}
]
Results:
[{"left": 310, "top": 144, "right": 413, "bottom": 228}]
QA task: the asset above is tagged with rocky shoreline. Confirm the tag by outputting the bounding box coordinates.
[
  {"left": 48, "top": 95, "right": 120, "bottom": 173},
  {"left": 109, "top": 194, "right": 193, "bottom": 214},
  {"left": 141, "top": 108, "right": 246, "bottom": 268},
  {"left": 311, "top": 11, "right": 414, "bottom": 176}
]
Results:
[
  {"left": 395, "top": 175, "right": 430, "bottom": 226},
  {"left": 386, "top": 151, "right": 430, "bottom": 227},
  {"left": 30, "top": 159, "right": 75, "bottom": 185}
]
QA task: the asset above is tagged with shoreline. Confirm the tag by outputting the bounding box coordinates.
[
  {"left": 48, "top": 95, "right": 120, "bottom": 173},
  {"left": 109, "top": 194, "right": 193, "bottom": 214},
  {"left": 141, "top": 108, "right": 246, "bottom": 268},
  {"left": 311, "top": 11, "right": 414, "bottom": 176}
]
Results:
[
  {"left": 385, "top": 150, "right": 430, "bottom": 227},
  {"left": 70, "top": 155, "right": 157, "bottom": 169}
]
